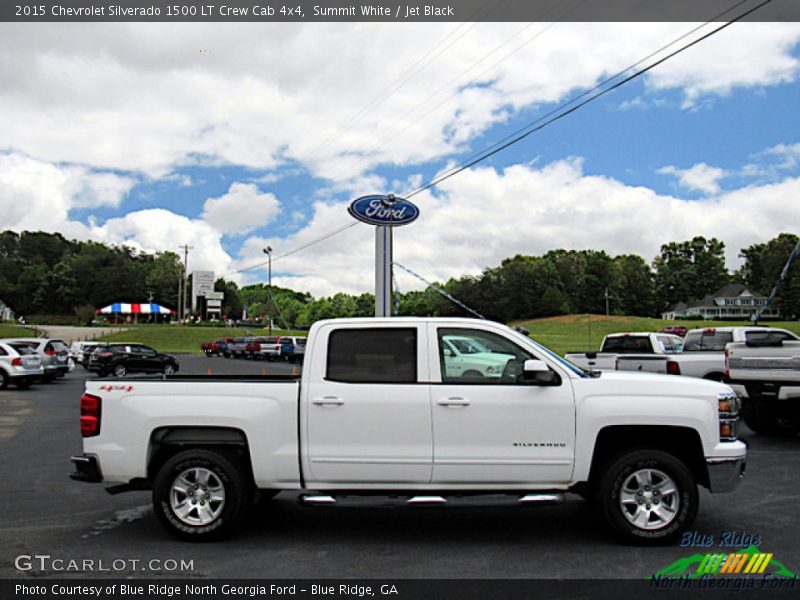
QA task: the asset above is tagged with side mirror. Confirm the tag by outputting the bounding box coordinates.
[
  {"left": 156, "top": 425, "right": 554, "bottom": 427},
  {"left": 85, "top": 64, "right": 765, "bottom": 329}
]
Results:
[
  {"left": 443, "top": 347, "right": 453, "bottom": 357},
  {"left": 523, "top": 359, "right": 560, "bottom": 385}
]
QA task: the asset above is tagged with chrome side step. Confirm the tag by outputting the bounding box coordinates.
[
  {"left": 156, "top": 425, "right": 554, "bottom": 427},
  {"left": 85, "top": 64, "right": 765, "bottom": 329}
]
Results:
[
  {"left": 518, "top": 493, "right": 565, "bottom": 505},
  {"left": 406, "top": 495, "right": 447, "bottom": 505},
  {"left": 302, "top": 494, "right": 337, "bottom": 505}
]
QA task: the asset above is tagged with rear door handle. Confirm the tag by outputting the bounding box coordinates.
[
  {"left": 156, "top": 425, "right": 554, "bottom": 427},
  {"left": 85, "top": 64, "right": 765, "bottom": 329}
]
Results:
[
  {"left": 437, "top": 397, "right": 471, "bottom": 407},
  {"left": 312, "top": 396, "right": 345, "bottom": 406}
]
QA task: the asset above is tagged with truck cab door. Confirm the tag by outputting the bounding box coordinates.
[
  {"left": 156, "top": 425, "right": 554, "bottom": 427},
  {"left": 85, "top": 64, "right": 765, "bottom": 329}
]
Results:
[
  {"left": 302, "top": 324, "right": 432, "bottom": 485},
  {"left": 428, "top": 324, "right": 576, "bottom": 485}
]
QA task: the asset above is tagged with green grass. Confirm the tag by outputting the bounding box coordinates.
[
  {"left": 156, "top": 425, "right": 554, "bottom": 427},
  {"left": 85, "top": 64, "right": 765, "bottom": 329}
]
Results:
[
  {"left": 0, "top": 324, "right": 37, "bottom": 339},
  {"left": 92, "top": 316, "right": 800, "bottom": 356},
  {"left": 97, "top": 325, "right": 306, "bottom": 354},
  {"left": 511, "top": 315, "right": 800, "bottom": 357}
]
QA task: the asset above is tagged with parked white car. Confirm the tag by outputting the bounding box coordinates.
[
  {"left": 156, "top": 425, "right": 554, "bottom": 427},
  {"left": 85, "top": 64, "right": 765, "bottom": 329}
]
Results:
[
  {"left": 0, "top": 340, "right": 44, "bottom": 389},
  {"left": 70, "top": 341, "right": 101, "bottom": 367},
  {"left": 71, "top": 317, "right": 746, "bottom": 544}
]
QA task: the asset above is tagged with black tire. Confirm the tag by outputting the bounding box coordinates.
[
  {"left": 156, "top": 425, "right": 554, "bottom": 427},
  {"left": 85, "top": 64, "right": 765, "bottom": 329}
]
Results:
[
  {"left": 0, "top": 370, "right": 8, "bottom": 390},
  {"left": 112, "top": 364, "right": 127, "bottom": 377},
  {"left": 163, "top": 364, "right": 177, "bottom": 376},
  {"left": 14, "top": 379, "right": 33, "bottom": 390},
  {"left": 462, "top": 370, "right": 483, "bottom": 379},
  {"left": 153, "top": 449, "right": 249, "bottom": 541},
  {"left": 596, "top": 449, "right": 697, "bottom": 545}
]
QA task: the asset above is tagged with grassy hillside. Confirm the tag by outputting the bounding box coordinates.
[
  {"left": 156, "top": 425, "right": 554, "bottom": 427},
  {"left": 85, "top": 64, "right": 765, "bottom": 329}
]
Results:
[
  {"left": 0, "top": 324, "right": 37, "bottom": 339},
  {"left": 97, "top": 325, "right": 305, "bottom": 354},
  {"left": 512, "top": 315, "right": 800, "bottom": 357}
]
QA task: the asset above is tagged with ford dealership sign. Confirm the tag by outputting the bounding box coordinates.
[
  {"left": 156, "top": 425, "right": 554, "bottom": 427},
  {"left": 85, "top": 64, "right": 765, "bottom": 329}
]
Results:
[{"left": 348, "top": 195, "right": 419, "bottom": 227}]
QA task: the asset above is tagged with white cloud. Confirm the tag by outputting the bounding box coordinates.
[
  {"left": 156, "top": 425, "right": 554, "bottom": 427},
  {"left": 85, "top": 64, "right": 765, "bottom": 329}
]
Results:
[
  {"left": 0, "top": 22, "right": 797, "bottom": 181},
  {"left": 201, "top": 182, "right": 280, "bottom": 235},
  {"left": 236, "top": 159, "right": 800, "bottom": 296},
  {"left": 658, "top": 162, "right": 727, "bottom": 194},
  {"left": 645, "top": 23, "right": 800, "bottom": 106},
  {"left": 85, "top": 209, "right": 234, "bottom": 276},
  {"left": 763, "top": 142, "right": 800, "bottom": 170},
  {"left": 0, "top": 153, "right": 134, "bottom": 231}
]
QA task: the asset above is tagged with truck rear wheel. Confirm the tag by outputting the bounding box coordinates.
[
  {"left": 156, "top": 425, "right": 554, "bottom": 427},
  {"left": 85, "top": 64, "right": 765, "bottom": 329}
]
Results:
[
  {"left": 153, "top": 449, "right": 249, "bottom": 541},
  {"left": 596, "top": 449, "right": 697, "bottom": 545}
]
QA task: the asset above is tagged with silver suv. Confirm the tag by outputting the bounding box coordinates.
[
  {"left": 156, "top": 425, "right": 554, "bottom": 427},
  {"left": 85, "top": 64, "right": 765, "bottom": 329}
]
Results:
[
  {"left": 0, "top": 340, "right": 44, "bottom": 389},
  {"left": 5, "top": 338, "right": 70, "bottom": 381}
]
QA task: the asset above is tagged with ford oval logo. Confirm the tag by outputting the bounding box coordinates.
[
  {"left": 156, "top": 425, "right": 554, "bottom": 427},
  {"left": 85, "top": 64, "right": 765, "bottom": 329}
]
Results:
[{"left": 348, "top": 195, "right": 420, "bottom": 227}]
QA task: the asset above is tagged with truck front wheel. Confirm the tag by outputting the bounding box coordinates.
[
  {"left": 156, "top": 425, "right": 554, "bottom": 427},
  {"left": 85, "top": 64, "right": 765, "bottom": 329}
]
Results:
[
  {"left": 153, "top": 449, "right": 249, "bottom": 541},
  {"left": 596, "top": 449, "right": 697, "bottom": 545}
]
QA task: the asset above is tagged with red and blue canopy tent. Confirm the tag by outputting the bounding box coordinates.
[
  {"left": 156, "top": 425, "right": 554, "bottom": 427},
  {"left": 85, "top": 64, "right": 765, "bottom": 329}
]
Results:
[{"left": 96, "top": 302, "right": 174, "bottom": 323}]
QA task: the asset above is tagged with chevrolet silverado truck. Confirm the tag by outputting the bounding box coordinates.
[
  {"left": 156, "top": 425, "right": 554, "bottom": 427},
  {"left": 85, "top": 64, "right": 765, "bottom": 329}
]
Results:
[
  {"left": 725, "top": 337, "right": 800, "bottom": 436},
  {"left": 70, "top": 318, "right": 746, "bottom": 544},
  {"left": 660, "top": 326, "right": 799, "bottom": 381},
  {"left": 565, "top": 332, "right": 684, "bottom": 371}
]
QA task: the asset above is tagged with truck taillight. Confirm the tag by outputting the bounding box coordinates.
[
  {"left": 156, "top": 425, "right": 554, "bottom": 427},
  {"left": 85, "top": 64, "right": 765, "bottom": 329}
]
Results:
[
  {"left": 80, "top": 394, "right": 102, "bottom": 437},
  {"left": 11, "top": 357, "right": 22, "bottom": 367},
  {"left": 666, "top": 360, "right": 681, "bottom": 375}
]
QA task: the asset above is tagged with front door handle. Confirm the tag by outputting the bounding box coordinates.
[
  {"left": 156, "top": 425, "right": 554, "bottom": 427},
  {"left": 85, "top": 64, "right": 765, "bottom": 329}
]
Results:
[
  {"left": 312, "top": 396, "right": 345, "bottom": 406},
  {"left": 437, "top": 397, "right": 471, "bottom": 407}
]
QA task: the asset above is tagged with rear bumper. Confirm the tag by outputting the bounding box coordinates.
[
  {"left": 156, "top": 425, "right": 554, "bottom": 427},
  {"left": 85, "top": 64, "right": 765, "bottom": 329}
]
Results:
[
  {"left": 706, "top": 455, "right": 746, "bottom": 493},
  {"left": 69, "top": 454, "right": 102, "bottom": 483}
]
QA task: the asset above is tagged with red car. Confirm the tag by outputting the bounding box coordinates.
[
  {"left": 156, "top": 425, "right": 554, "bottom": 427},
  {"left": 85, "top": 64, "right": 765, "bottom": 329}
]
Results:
[{"left": 659, "top": 325, "right": 688, "bottom": 338}]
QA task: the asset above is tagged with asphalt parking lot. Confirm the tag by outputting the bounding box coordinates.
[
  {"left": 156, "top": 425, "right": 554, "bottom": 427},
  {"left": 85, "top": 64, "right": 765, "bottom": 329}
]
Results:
[{"left": 1, "top": 355, "right": 799, "bottom": 580}]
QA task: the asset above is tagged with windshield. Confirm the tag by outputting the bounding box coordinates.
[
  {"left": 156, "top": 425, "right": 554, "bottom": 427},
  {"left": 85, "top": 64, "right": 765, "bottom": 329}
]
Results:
[
  {"left": 683, "top": 331, "right": 733, "bottom": 351},
  {"left": 602, "top": 336, "right": 652, "bottom": 353},
  {"left": 446, "top": 337, "right": 492, "bottom": 354}
]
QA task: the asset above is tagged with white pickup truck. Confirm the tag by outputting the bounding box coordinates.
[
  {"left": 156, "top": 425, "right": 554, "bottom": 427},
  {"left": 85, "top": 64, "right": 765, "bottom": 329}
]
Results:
[
  {"left": 565, "top": 332, "right": 684, "bottom": 371},
  {"left": 70, "top": 318, "right": 746, "bottom": 544},
  {"left": 663, "top": 326, "right": 799, "bottom": 381},
  {"left": 725, "top": 337, "right": 800, "bottom": 437}
]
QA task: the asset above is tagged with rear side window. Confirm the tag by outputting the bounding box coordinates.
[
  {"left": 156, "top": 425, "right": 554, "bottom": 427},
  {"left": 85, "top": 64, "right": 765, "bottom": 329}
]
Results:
[
  {"left": 10, "top": 343, "right": 35, "bottom": 355},
  {"left": 683, "top": 331, "right": 733, "bottom": 351},
  {"left": 744, "top": 330, "right": 798, "bottom": 345},
  {"left": 602, "top": 336, "right": 652, "bottom": 353},
  {"left": 296, "top": 338, "right": 307, "bottom": 346},
  {"left": 327, "top": 328, "right": 417, "bottom": 383}
]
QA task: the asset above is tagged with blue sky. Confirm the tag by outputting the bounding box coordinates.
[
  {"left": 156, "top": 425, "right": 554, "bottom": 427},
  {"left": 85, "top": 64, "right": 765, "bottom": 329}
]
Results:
[{"left": 1, "top": 21, "right": 799, "bottom": 296}]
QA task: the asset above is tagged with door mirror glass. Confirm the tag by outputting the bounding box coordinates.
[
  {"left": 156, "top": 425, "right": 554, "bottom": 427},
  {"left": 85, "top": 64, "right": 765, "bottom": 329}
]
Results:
[{"left": 442, "top": 347, "right": 453, "bottom": 357}]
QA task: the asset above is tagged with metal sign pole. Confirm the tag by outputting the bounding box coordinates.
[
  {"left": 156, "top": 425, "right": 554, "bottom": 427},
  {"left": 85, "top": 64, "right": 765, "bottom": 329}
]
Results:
[{"left": 375, "top": 225, "right": 393, "bottom": 317}]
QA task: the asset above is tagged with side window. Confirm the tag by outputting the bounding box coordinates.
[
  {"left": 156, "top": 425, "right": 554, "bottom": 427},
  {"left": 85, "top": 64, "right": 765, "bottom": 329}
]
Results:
[
  {"left": 326, "top": 328, "right": 417, "bottom": 383},
  {"left": 0, "top": 346, "right": 7, "bottom": 356},
  {"left": 437, "top": 328, "right": 534, "bottom": 385}
]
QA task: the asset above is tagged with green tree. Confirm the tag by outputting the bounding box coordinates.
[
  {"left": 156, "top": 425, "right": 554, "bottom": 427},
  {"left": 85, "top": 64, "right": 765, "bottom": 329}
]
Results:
[
  {"left": 653, "top": 236, "right": 729, "bottom": 310},
  {"left": 737, "top": 233, "right": 800, "bottom": 319}
]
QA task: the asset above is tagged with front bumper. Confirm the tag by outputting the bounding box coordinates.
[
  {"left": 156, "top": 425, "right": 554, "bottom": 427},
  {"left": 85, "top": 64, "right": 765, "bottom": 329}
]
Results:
[
  {"left": 706, "top": 455, "right": 746, "bottom": 493},
  {"left": 69, "top": 454, "right": 102, "bottom": 483}
]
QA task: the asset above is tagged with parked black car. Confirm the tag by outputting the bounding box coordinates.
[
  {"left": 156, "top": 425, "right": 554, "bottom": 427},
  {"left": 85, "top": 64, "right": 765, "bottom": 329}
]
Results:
[{"left": 88, "top": 343, "right": 180, "bottom": 377}]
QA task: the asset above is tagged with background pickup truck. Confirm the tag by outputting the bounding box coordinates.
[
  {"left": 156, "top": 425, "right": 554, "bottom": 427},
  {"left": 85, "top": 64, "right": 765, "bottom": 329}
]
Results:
[
  {"left": 725, "top": 338, "right": 800, "bottom": 437},
  {"left": 565, "top": 332, "right": 683, "bottom": 371},
  {"left": 661, "top": 326, "right": 800, "bottom": 381},
  {"left": 621, "top": 327, "right": 800, "bottom": 382},
  {"left": 71, "top": 317, "right": 746, "bottom": 544}
]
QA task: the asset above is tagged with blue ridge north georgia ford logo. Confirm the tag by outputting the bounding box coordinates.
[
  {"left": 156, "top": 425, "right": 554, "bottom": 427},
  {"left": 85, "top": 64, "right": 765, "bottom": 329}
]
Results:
[{"left": 348, "top": 195, "right": 420, "bottom": 227}]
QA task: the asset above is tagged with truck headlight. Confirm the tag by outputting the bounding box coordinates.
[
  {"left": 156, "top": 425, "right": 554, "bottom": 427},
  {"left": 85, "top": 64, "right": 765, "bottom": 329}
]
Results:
[{"left": 718, "top": 391, "right": 740, "bottom": 442}]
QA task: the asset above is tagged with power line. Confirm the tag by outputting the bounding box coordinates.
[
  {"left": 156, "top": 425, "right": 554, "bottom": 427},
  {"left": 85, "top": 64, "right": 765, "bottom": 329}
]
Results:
[
  {"left": 231, "top": 0, "right": 769, "bottom": 279},
  {"left": 406, "top": 0, "right": 765, "bottom": 198}
]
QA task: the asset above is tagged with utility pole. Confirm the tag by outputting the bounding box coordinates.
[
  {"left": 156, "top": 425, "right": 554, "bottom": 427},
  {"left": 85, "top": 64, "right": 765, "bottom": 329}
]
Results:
[
  {"left": 178, "top": 244, "right": 193, "bottom": 321},
  {"left": 605, "top": 287, "right": 610, "bottom": 316},
  {"left": 263, "top": 246, "right": 273, "bottom": 335}
]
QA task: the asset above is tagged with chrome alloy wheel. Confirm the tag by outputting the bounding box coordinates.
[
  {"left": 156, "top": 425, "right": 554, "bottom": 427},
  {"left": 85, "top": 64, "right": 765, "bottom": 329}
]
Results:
[
  {"left": 618, "top": 468, "right": 680, "bottom": 530},
  {"left": 170, "top": 467, "right": 226, "bottom": 526}
]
